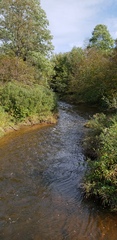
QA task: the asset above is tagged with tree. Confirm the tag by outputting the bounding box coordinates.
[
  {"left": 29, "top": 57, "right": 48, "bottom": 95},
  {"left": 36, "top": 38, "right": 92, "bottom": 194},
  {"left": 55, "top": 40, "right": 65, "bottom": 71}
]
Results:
[
  {"left": 0, "top": 0, "right": 53, "bottom": 60},
  {"left": 88, "top": 24, "right": 114, "bottom": 51},
  {"left": 77, "top": 48, "right": 109, "bottom": 103},
  {"left": 50, "top": 53, "right": 69, "bottom": 95},
  {"left": 0, "top": 55, "right": 35, "bottom": 83},
  {"left": 50, "top": 47, "right": 85, "bottom": 97},
  {"left": 66, "top": 47, "right": 85, "bottom": 95},
  {"left": 28, "top": 51, "right": 55, "bottom": 85}
]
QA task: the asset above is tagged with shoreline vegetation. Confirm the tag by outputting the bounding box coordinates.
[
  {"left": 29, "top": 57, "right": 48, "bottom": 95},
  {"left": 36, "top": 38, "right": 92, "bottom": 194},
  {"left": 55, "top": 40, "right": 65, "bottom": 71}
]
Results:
[
  {"left": 0, "top": 82, "right": 58, "bottom": 139},
  {"left": 0, "top": 0, "right": 117, "bottom": 212},
  {"left": 83, "top": 113, "right": 117, "bottom": 212}
]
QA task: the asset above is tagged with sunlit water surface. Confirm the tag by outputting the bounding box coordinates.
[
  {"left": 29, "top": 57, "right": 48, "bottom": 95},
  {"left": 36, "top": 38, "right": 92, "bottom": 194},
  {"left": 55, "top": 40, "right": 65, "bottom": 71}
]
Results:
[{"left": 0, "top": 102, "right": 117, "bottom": 240}]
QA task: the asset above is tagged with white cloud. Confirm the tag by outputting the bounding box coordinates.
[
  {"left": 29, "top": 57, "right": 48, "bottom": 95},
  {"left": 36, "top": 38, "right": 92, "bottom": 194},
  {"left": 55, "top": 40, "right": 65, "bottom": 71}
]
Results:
[{"left": 41, "top": 0, "right": 117, "bottom": 53}]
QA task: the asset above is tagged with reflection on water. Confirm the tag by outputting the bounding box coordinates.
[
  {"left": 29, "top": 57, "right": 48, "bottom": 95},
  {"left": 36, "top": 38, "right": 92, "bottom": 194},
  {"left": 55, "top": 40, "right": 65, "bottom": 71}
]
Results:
[{"left": 0, "top": 102, "right": 117, "bottom": 240}]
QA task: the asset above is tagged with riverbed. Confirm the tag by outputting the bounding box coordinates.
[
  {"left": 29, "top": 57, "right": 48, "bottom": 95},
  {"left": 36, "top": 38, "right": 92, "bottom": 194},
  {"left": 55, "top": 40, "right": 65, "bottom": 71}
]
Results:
[{"left": 0, "top": 102, "right": 117, "bottom": 240}]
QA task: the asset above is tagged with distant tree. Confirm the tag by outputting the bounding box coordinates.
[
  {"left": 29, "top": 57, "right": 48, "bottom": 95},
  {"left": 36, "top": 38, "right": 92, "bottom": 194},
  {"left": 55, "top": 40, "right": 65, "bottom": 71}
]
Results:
[
  {"left": 66, "top": 47, "right": 85, "bottom": 95},
  {"left": 88, "top": 24, "right": 114, "bottom": 51},
  {"left": 50, "top": 47, "right": 85, "bottom": 97},
  {"left": 77, "top": 48, "right": 109, "bottom": 103},
  {"left": 50, "top": 53, "right": 69, "bottom": 95},
  {"left": 0, "top": 0, "right": 53, "bottom": 60}
]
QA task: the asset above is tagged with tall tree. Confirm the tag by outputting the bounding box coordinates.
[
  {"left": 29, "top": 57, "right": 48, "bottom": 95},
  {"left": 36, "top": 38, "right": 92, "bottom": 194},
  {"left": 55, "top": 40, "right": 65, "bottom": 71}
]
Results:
[
  {"left": 88, "top": 24, "right": 114, "bottom": 51},
  {"left": 0, "top": 0, "right": 53, "bottom": 59}
]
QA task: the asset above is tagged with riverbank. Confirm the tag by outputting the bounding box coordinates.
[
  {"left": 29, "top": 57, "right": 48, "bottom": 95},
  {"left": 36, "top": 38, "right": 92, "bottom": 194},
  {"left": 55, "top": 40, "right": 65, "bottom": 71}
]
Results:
[
  {"left": 0, "top": 81, "right": 58, "bottom": 139},
  {"left": 0, "top": 113, "right": 58, "bottom": 139}
]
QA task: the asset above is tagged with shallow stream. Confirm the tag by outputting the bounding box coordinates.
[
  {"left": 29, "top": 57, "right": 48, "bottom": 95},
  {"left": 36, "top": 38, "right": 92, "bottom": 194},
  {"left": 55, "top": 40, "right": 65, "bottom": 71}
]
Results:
[{"left": 0, "top": 102, "right": 117, "bottom": 240}]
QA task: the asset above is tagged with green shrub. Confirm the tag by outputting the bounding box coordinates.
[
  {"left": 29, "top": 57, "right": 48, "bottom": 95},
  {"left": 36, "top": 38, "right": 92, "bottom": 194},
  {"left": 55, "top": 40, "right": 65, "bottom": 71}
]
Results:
[
  {"left": 84, "top": 114, "right": 117, "bottom": 211},
  {"left": 0, "top": 82, "right": 57, "bottom": 122},
  {"left": 84, "top": 113, "right": 112, "bottom": 159}
]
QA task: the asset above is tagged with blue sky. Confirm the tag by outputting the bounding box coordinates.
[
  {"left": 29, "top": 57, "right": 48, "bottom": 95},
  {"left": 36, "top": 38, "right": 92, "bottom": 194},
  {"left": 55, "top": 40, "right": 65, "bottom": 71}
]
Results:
[{"left": 41, "top": 0, "right": 117, "bottom": 53}]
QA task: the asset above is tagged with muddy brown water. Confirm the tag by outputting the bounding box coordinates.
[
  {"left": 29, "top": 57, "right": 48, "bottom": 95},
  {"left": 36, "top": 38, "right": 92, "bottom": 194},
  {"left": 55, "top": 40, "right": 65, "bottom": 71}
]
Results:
[{"left": 0, "top": 102, "right": 117, "bottom": 240}]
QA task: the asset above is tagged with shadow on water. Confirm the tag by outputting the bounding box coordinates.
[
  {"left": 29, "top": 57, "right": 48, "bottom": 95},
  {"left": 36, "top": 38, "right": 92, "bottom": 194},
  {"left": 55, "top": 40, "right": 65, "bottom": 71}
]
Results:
[{"left": 0, "top": 102, "right": 117, "bottom": 240}]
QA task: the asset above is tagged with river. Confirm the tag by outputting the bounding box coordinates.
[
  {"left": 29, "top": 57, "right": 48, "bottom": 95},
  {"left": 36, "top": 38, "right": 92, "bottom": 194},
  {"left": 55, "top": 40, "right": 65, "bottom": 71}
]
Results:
[{"left": 0, "top": 102, "right": 117, "bottom": 240}]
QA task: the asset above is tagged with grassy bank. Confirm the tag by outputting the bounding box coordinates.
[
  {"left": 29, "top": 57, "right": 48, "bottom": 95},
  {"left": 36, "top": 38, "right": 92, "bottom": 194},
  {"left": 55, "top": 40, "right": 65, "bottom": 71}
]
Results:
[{"left": 0, "top": 82, "right": 58, "bottom": 138}]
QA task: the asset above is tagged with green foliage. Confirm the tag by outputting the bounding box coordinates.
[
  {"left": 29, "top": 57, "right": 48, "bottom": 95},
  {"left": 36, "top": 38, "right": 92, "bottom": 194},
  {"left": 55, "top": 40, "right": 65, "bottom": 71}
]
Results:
[
  {"left": 74, "top": 48, "right": 109, "bottom": 104},
  {"left": 0, "top": 0, "right": 53, "bottom": 59},
  {"left": 50, "top": 53, "right": 69, "bottom": 95},
  {"left": 65, "top": 47, "right": 85, "bottom": 95},
  {"left": 84, "top": 113, "right": 111, "bottom": 159},
  {"left": 83, "top": 113, "right": 117, "bottom": 211},
  {"left": 0, "top": 55, "right": 35, "bottom": 84},
  {"left": 105, "top": 49, "right": 117, "bottom": 99},
  {"left": 85, "top": 113, "right": 110, "bottom": 134},
  {"left": 88, "top": 24, "right": 114, "bottom": 51},
  {"left": 28, "top": 51, "right": 55, "bottom": 85},
  {"left": 0, "top": 82, "right": 57, "bottom": 122},
  {"left": 51, "top": 47, "right": 85, "bottom": 98},
  {"left": 0, "top": 0, "right": 54, "bottom": 86},
  {"left": 51, "top": 47, "right": 111, "bottom": 104}
]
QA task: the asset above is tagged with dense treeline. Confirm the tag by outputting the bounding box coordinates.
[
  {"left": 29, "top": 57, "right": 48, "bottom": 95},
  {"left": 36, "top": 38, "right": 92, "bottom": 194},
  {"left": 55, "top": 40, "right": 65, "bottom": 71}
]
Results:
[
  {"left": 0, "top": 0, "right": 57, "bottom": 137},
  {"left": 50, "top": 42, "right": 117, "bottom": 107},
  {"left": 50, "top": 24, "right": 117, "bottom": 211}
]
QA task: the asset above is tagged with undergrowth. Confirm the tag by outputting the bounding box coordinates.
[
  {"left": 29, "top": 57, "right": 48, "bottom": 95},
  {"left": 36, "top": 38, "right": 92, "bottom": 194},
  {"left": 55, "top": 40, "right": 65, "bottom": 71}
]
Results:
[
  {"left": 0, "top": 82, "right": 57, "bottom": 137},
  {"left": 83, "top": 113, "right": 117, "bottom": 211}
]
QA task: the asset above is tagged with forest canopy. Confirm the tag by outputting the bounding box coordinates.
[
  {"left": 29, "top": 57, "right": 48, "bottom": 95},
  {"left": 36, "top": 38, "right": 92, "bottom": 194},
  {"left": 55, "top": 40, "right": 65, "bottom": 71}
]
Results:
[{"left": 0, "top": 0, "right": 53, "bottom": 59}]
